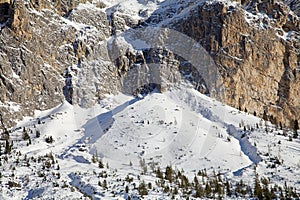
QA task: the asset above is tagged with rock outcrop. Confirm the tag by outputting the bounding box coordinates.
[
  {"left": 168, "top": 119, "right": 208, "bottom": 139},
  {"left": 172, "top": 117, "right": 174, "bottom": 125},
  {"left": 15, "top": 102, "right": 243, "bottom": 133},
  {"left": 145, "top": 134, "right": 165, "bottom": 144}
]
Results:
[
  {"left": 0, "top": 0, "right": 113, "bottom": 127},
  {"left": 0, "top": 0, "right": 298, "bottom": 129},
  {"left": 170, "top": 0, "right": 299, "bottom": 127}
]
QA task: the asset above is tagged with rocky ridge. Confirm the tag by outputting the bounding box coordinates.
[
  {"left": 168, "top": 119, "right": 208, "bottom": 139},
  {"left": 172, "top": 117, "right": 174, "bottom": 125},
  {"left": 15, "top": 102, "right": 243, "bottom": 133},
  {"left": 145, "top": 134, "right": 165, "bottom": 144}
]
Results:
[
  {"left": 109, "top": 0, "right": 300, "bottom": 127},
  {"left": 169, "top": 0, "right": 300, "bottom": 127},
  {"left": 0, "top": 0, "right": 299, "bottom": 128},
  {"left": 0, "top": 0, "right": 114, "bottom": 127}
]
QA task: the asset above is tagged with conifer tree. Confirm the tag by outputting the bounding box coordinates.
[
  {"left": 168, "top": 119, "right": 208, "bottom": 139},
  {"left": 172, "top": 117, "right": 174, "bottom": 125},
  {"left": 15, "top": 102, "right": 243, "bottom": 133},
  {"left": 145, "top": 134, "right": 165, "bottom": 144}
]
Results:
[
  {"left": 294, "top": 119, "right": 299, "bottom": 130},
  {"left": 4, "top": 139, "right": 10, "bottom": 154},
  {"left": 205, "top": 182, "right": 211, "bottom": 198},
  {"left": 263, "top": 110, "right": 268, "bottom": 121},
  {"left": 98, "top": 160, "right": 104, "bottom": 168},
  {"left": 138, "top": 181, "right": 148, "bottom": 196},
  {"left": 226, "top": 180, "right": 232, "bottom": 197},
  {"left": 165, "top": 165, "right": 173, "bottom": 182},
  {"left": 156, "top": 166, "right": 163, "bottom": 179},
  {"left": 293, "top": 120, "right": 299, "bottom": 138},
  {"left": 254, "top": 173, "right": 263, "bottom": 200}
]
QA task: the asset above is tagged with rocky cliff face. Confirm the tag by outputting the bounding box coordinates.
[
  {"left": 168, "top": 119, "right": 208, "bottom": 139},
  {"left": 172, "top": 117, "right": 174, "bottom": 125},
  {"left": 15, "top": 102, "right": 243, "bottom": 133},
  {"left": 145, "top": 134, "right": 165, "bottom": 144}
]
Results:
[
  {"left": 0, "top": 0, "right": 299, "bottom": 128},
  {"left": 0, "top": 0, "right": 114, "bottom": 127},
  {"left": 111, "top": 0, "right": 299, "bottom": 127},
  {"left": 169, "top": 0, "right": 299, "bottom": 127}
]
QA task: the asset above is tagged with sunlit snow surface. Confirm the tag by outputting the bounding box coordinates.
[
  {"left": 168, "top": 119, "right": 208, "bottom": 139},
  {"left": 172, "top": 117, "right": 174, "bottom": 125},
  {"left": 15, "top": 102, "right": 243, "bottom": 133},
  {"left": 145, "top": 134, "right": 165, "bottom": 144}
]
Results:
[{"left": 3, "top": 86, "right": 298, "bottom": 199}]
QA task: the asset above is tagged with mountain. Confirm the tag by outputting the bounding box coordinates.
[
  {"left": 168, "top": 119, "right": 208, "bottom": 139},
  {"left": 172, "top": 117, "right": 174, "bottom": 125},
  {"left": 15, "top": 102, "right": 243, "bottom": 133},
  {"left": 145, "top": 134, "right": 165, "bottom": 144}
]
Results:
[
  {"left": 0, "top": 0, "right": 299, "bottom": 199},
  {"left": 0, "top": 0, "right": 299, "bottom": 128},
  {"left": 171, "top": 0, "right": 300, "bottom": 128}
]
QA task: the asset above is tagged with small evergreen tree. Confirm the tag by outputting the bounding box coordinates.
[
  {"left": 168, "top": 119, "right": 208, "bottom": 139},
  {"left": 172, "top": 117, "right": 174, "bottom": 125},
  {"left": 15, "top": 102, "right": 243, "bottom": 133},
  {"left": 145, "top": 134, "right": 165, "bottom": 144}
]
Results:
[
  {"left": 293, "top": 131, "right": 298, "bottom": 139},
  {"left": 205, "top": 182, "right": 212, "bottom": 198},
  {"left": 139, "top": 158, "right": 147, "bottom": 174},
  {"left": 98, "top": 160, "right": 104, "bottom": 168},
  {"left": 293, "top": 120, "right": 299, "bottom": 138},
  {"left": 4, "top": 139, "right": 11, "bottom": 154},
  {"left": 180, "top": 174, "right": 189, "bottom": 190},
  {"left": 102, "top": 179, "right": 107, "bottom": 189},
  {"left": 226, "top": 180, "right": 231, "bottom": 197},
  {"left": 45, "top": 136, "right": 53, "bottom": 143},
  {"left": 254, "top": 173, "right": 263, "bottom": 200},
  {"left": 194, "top": 175, "right": 199, "bottom": 187},
  {"left": 263, "top": 110, "right": 268, "bottom": 121},
  {"left": 294, "top": 119, "right": 299, "bottom": 130},
  {"left": 156, "top": 166, "right": 163, "bottom": 179},
  {"left": 36, "top": 130, "right": 40, "bottom": 138},
  {"left": 91, "top": 153, "right": 97, "bottom": 163},
  {"left": 23, "top": 130, "right": 30, "bottom": 140},
  {"left": 173, "top": 186, "right": 178, "bottom": 195},
  {"left": 227, "top": 136, "right": 231, "bottom": 142},
  {"left": 165, "top": 165, "right": 173, "bottom": 182},
  {"left": 279, "top": 122, "right": 283, "bottom": 130},
  {"left": 138, "top": 181, "right": 148, "bottom": 196}
]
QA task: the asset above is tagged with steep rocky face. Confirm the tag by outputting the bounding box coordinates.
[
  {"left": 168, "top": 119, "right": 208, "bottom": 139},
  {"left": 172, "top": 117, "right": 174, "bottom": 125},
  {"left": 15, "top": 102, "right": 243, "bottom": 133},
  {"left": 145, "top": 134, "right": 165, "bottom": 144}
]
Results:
[
  {"left": 171, "top": 0, "right": 299, "bottom": 127},
  {"left": 0, "top": 0, "right": 299, "bottom": 129},
  {"left": 28, "top": 0, "right": 92, "bottom": 16},
  {"left": 110, "top": 0, "right": 299, "bottom": 127},
  {"left": 0, "top": 0, "right": 114, "bottom": 127}
]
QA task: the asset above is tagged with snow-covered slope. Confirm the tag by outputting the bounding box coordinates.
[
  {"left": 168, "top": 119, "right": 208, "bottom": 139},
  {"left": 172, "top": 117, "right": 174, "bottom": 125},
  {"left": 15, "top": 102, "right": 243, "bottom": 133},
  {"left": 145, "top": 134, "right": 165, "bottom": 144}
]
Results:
[
  {"left": 0, "top": 0, "right": 299, "bottom": 199},
  {"left": 1, "top": 85, "right": 299, "bottom": 199}
]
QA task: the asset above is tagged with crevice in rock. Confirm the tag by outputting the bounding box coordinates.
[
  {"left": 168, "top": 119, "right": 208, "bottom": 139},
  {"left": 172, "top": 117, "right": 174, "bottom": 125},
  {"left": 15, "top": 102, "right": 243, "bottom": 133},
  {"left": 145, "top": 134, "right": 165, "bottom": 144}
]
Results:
[
  {"left": 277, "top": 46, "right": 292, "bottom": 106},
  {"left": 63, "top": 69, "right": 73, "bottom": 104}
]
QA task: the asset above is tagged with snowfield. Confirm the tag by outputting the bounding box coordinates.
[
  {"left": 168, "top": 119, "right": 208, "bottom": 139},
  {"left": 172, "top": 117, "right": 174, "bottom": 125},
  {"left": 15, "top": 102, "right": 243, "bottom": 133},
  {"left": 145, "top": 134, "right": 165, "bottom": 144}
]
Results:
[{"left": 0, "top": 86, "right": 299, "bottom": 199}]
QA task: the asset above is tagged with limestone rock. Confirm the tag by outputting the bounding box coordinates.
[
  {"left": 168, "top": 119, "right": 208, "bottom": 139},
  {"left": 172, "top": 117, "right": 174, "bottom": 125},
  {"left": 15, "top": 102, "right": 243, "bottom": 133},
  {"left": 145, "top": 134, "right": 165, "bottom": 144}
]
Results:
[
  {"left": 0, "top": 1, "right": 112, "bottom": 127},
  {"left": 0, "top": 0, "right": 299, "bottom": 129},
  {"left": 171, "top": 0, "right": 300, "bottom": 127},
  {"left": 9, "top": 0, "right": 32, "bottom": 38}
]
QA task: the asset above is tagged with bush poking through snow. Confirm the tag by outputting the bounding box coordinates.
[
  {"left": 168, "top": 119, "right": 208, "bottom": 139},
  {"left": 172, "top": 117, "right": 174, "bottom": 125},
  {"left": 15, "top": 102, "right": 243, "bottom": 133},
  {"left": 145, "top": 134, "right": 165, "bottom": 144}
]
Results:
[{"left": 45, "top": 136, "right": 54, "bottom": 143}]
